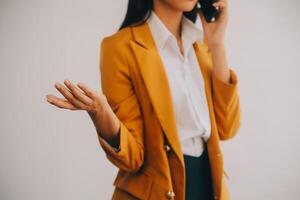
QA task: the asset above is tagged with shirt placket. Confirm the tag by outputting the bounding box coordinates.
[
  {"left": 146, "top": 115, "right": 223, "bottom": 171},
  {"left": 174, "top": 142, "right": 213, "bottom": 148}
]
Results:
[
  {"left": 182, "top": 55, "right": 208, "bottom": 136},
  {"left": 182, "top": 54, "right": 207, "bottom": 156}
]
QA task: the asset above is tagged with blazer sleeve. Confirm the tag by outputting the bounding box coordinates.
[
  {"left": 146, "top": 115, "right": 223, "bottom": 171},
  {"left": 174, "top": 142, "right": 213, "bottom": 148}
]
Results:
[
  {"left": 211, "top": 67, "right": 241, "bottom": 140},
  {"left": 97, "top": 36, "right": 144, "bottom": 173}
]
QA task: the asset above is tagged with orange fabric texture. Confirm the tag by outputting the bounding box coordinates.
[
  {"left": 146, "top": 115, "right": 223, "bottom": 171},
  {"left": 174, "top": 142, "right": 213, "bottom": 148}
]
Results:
[{"left": 97, "top": 21, "right": 241, "bottom": 200}]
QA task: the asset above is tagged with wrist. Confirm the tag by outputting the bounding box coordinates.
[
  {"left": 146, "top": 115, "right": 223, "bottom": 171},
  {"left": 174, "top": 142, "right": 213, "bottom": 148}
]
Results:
[
  {"left": 91, "top": 103, "right": 120, "bottom": 139},
  {"left": 98, "top": 121, "right": 121, "bottom": 149},
  {"left": 209, "top": 43, "right": 225, "bottom": 52}
]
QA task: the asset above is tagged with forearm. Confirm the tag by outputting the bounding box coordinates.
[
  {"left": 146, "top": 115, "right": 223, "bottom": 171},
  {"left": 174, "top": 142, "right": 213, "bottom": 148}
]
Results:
[{"left": 210, "top": 43, "right": 231, "bottom": 84}]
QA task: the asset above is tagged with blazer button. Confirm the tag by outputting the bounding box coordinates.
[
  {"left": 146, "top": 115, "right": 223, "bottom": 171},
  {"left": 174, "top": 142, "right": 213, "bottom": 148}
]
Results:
[
  {"left": 166, "top": 191, "right": 175, "bottom": 199},
  {"left": 163, "top": 144, "right": 171, "bottom": 152}
]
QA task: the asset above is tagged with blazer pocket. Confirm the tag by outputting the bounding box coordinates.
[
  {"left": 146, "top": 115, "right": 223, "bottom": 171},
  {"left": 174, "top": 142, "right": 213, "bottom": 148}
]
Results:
[{"left": 113, "top": 172, "right": 154, "bottom": 200}]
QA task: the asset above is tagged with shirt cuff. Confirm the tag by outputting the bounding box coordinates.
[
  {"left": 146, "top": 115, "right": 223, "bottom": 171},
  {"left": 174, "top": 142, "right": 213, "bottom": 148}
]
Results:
[{"left": 98, "top": 134, "right": 121, "bottom": 153}]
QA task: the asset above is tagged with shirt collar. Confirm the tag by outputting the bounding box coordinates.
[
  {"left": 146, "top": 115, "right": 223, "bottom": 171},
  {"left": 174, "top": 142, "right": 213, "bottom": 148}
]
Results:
[{"left": 146, "top": 10, "right": 203, "bottom": 51}]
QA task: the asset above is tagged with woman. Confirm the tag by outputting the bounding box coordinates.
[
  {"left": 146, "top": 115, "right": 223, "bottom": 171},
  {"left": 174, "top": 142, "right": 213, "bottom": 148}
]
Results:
[{"left": 46, "top": 0, "right": 241, "bottom": 199}]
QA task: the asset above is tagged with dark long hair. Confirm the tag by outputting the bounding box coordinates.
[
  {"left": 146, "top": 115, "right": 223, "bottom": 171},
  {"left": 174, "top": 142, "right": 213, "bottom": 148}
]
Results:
[{"left": 119, "top": 0, "right": 198, "bottom": 30}]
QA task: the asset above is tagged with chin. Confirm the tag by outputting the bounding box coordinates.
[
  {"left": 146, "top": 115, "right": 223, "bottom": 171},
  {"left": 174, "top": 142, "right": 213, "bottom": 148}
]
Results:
[{"left": 167, "top": 0, "right": 198, "bottom": 12}]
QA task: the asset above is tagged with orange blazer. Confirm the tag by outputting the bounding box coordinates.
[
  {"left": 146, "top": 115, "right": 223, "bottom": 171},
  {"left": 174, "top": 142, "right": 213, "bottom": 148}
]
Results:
[{"left": 97, "top": 21, "right": 241, "bottom": 200}]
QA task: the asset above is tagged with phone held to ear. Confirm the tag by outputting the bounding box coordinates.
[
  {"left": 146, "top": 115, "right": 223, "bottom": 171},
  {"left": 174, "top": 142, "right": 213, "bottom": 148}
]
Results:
[{"left": 197, "top": 0, "right": 220, "bottom": 23}]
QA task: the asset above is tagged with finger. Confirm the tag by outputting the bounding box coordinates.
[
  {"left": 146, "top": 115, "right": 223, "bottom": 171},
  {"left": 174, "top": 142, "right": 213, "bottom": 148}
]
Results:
[
  {"left": 213, "top": 1, "right": 228, "bottom": 19},
  {"left": 76, "top": 82, "right": 97, "bottom": 100},
  {"left": 63, "top": 79, "right": 93, "bottom": 106},
  {"left": 46, "top": 94, "right": 77, "bottom": 110},
  {"left": 54, "top": 82, "right": 87, "bottom": 109},
  {"left": 213, "top": 1, "right": 227, "bottom": 11}
]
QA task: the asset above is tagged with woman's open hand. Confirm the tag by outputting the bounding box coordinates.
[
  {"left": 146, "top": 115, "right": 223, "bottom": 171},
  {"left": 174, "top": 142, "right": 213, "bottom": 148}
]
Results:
[
  {"left": 46, "top": 80, "right": 106, "bottom": 114},
  {"left": 46, "top": 79, "right": 121, "bottom": 146}
]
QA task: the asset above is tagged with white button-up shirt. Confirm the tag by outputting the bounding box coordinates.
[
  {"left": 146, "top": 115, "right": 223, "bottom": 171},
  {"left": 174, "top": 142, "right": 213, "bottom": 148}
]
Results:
[{"left": 147, "top": 11, "right": 211, "bottom": 157}]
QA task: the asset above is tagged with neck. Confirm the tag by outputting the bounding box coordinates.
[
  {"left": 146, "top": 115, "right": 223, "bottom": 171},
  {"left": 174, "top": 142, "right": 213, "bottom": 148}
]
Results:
[{"left": 153, "top": 2, "right": 183, "bottom": 40}]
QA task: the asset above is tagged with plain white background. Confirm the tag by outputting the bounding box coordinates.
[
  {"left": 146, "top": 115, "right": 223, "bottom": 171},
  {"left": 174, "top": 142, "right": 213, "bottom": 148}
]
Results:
[{"left": 1, "top": 0, "right": 299, "bottom": 199}]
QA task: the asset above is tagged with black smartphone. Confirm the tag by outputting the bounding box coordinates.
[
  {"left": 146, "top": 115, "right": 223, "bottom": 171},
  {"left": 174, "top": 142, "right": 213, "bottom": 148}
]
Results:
[{"left": 197, "top": 0, "right": 220, "bottom": 23}]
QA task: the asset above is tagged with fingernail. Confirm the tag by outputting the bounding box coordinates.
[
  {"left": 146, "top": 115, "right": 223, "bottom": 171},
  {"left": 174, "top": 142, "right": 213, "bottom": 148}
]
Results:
[
  {"left": 65, "top": 79, "right": 70, "bottom": 84},
  {"left": 55, "top": 82, "right": 60, "bottom": 88}
]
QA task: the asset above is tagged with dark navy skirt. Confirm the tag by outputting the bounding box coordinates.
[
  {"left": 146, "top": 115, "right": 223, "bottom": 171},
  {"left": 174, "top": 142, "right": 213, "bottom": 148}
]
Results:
[{"left": 184, "top": 144, "right": 214, "bottom": 200}]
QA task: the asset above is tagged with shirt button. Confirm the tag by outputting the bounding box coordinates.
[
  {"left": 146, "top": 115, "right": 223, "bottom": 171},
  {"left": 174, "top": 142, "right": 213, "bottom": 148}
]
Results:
[
  {"left": 164, "top": 144, "right": 171, "bottom": 152},
  {"left": 166, "top": 191, "right": 175, "bottom": 199}
]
